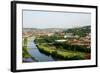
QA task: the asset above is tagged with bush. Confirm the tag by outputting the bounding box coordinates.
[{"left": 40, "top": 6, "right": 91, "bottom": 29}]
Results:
[
  {"left": 22, "top": 46, "right": 31, "bottom": 58},
  {"left": 53, "top": 42, "right": 91, "bottom": 53}
]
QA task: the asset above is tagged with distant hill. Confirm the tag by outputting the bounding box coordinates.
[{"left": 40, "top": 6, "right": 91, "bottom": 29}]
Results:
[
  {"left": 23, "top": 26, "right": 91, "bottom": 37},
  {"left": 23, "top": 28, "right": 66, "bottom": 33},
  {"left": 63, "top": 26, "right": 91, "bottom": 37}
]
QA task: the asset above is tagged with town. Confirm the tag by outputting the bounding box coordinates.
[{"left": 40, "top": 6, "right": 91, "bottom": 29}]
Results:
[
  {"left": 22, "top": 25, "right": 91, "bottom": 62},
  {"left": 23, "top": 26, "right": 91, "bottom": 49}
]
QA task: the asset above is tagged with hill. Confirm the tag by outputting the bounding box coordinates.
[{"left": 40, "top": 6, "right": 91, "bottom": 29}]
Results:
[{"left": 63, "top": 26, "right": 91, "bottom": 37}]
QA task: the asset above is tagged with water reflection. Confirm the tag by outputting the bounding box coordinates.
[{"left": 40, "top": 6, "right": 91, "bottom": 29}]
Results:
[{"left": 24, "top": 38, "right": 55, "bottom": 62}]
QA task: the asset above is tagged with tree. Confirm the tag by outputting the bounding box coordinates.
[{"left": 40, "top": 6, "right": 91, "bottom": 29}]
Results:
[{"left": 24, "top": 37, "right": 28, "bottom": 46}]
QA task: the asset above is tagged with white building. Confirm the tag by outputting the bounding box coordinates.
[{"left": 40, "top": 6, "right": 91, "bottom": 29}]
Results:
[{"left": 64, "top": 33, "right": 73, "bottom": 38}]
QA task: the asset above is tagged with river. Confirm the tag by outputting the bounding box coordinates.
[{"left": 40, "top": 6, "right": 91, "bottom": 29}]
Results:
[{"left": 24, "top": 37, "right": 56, "bottom": 62}]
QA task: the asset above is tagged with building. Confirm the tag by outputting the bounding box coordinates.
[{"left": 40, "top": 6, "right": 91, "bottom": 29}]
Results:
[{"left": 64, "top": 33, "right": 73, "bottom": 38}]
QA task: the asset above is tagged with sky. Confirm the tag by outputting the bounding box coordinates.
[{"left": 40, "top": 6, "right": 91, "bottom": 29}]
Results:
[{"left": 23, "top": 10, "right": 91, "bottom": 29}]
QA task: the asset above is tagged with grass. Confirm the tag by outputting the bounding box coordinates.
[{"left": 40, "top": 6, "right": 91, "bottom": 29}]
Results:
[
  {"left": 22, "top": 46, "right": 38, "bottom": 62},
  {"left": 36, "top": 44, "right": 85, "bottom": 60},
  {"left": 57, "top": 51, "right": 85, "bottom": 60},
  {"left": 22, "top": 46, "right": 32, "bottom": 58}
]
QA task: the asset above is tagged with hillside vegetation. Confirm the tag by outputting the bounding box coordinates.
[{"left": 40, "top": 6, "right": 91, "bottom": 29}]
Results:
[{"left": 64, "top": 26, "right": 91, "bottom": 37}]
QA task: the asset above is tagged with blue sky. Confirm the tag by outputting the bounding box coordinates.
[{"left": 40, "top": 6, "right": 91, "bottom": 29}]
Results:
[{"left": 23, "top": 10, "right": 91, "bottom": 29}]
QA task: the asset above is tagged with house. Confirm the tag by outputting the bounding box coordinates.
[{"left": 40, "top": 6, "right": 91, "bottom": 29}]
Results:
[
  {"left": 55, "top": 39, "right": 67, "bottom": 42},
  {"left": 64, "top": 33, "right": 73, "bottom": 38},
  {"left": 47, "top": 33, "right": 54, "bottom": 36}
]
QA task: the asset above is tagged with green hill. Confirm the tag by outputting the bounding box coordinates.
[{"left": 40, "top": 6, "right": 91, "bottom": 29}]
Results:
[{"left": 63, "top": 26, "right": 91, "bottom": 37}]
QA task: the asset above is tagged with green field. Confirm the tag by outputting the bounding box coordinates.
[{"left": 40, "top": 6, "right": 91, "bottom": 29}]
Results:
[
  {"left": 35, "top": 36, "right": 90, "bottom": 60},
  {"left": 37, "top": 44, "right": 85, "bottom": 60}
]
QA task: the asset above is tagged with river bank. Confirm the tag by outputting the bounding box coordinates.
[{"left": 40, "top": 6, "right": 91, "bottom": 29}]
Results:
[
  {"left": 22, "top": 46, "right": 38, "bottom": 62},
  {"left": 23, "top": 37, "right": 57, "bottom": 62},
  {"left": 36, "top": 43, "right": 85, "bottom": 60}
]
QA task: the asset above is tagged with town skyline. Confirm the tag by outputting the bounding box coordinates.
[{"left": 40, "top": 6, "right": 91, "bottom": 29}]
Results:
[{"left": 23, "top": 25, "right": 90, "bottom": 29}]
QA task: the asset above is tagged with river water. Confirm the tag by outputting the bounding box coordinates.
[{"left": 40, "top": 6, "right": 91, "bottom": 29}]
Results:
[{"left": 24, "top": 37, "right": 56, "bottom": 62}]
